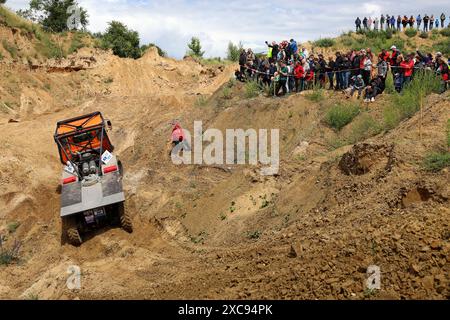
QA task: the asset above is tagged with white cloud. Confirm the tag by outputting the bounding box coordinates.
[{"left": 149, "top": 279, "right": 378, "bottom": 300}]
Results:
[{"left": 5, "top": 0, "right": 450, "bottom": 58}]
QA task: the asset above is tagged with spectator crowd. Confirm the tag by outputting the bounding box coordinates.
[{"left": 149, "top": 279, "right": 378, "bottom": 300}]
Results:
[
  {"left": 355, "top": 13, "right": 449, "bottom": 32},
  {"left": 236, "top": 36, "right": 449, "bottom": 101}
]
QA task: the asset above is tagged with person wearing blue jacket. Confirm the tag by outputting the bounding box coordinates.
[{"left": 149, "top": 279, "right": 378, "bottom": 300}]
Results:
[
  {"left": 289, "top": 39, "right": 298, "bottom": 60},
  {"left": 416, "top": 14, "right": 422, "bottom": 30},
  {"left": 390, "top": 16, "right": 396, "bottom": 29}
]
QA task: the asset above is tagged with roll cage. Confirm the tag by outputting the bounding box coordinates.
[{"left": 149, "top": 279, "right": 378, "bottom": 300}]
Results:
[{"left": 54, "top": 111, "right": 114, "bottom": 178}]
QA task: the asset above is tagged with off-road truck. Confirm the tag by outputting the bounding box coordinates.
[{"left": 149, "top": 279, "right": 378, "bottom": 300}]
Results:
[{"left": 54, "top": 111, "right": 132, "bottom": 245}]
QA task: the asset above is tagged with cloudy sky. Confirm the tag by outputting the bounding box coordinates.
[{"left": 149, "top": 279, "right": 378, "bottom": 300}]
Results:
[{"left": 5, "top": 0, "right": 450, "bottom": 58}]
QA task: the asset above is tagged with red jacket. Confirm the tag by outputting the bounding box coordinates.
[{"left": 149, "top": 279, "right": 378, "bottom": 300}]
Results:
[
  {"left": 171, "top": 123, "right": 185, "bottom": 142},
  {"left": 390, "top": 50, "right": 400, "bottom": 65},
  {"left": 439, "top": 64, "right": 449, "bottom": 81},
  {"left": 305, "top": 70, "right": 314, "bottom": 81},
  {"left": 359, "top": 56, "right": 365, "bottom": 69},
  {"left": 294, "top": 65, "right": 304, "bottom": 79},
  {"left": 378, "top": 51, "right": 390, "bottom": 62},
  {"left": 400, "top": 60, "right": 414, "bottom": 77}
]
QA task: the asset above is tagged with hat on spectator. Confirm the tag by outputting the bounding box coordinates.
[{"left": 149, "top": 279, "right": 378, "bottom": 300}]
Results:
[{"left": 390, "top": 45, "right": 396, "bottom": 50}]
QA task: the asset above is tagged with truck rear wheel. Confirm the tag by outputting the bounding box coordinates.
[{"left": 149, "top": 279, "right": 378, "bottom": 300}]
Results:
[
  {"left": 118, "top": 202, "right": 133, "bottom": 233},
  {"left": 67, "top": 228, "right": 82, "bottom": 246},
  {"left": 62, "top": 215, "right": 82, "bottom": 246}
]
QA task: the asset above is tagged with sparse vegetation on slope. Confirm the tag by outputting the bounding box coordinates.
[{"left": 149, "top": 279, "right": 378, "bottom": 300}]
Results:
[
  {"left": 383, "top": 71, "right": 441, "bottom": 129},
  {"left": 325, "top": 102, "right": 360, "bottom": 131}
]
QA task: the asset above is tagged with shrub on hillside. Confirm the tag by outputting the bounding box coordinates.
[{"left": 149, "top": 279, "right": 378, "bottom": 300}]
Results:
[
  {"left": 314, "top": 38, "right": 335, "bottom": 48},
  {"left": 440, "top": 28, "right": 450, "bottom": 37},
  {"left": 0, "top": 239, "right": 21, "bottom": 266},
  {"left": 405, "top": 28, "right": 417, "bottom": 38},
  {"left": 305, "top": 88, "right": 325, "bottom": 102},
  {"left": 244, "top": 81, "right": 261, "bottom": 99},
  {"left": 419, "top": 32, "right": 429, "bottom": 39},
  {"left": 222, "top": 86, "right": 232, "bottom": 99},
  {"left": 383, "top": 71, "right": 441, "bottom": 129},
  {"left": 325, "top": 102, "right": 360, "bottom": 131},
  {"left": 423, "top": 152, "right": 450, "bottom": 172}
]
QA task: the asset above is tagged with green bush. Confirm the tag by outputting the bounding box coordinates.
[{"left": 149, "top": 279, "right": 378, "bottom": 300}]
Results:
[
  {"left": 423, "top": 152, "right": 450, "bottom": 172},
  {"left": 314, "top": 38, "right": 335, "bottom": 48},
  {"left": 244, "top": 81, "right": 260, "bottom": 99},
  {"left": 419, "top": 32, "right": 429, "bottom": 39},
  {"left": 0, "top": 240, "right": 21, "bottom": 266},
  {"left": 246, "top": 230, "right": 261, "bottom": 240},
  {"left": 405, "top": 28, "right": 417, "bottom": 38},
  {"left": 325, "top": 102, "right": 360, "bottom": 131},
  {"left": 305, "top": 88, "right": 325, "bottom": 102},
  {"left": 222, "top": 86, "right": 232, "bottom": 99},
  {"left": 440, "top": 28, "right": 450, "bottom": 37}
]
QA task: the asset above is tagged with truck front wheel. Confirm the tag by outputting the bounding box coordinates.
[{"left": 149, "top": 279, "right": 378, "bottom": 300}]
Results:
[{"left": 117, "top": 202, "right": 133, "bottom": 233}]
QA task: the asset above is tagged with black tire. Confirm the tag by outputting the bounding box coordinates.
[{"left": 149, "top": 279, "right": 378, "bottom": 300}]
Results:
[
  {"left": 62, "top": 215, "right": 82, "bottom": 246},
  {"left": 118, "top": 202, "right": 133, "bottom": 233}
]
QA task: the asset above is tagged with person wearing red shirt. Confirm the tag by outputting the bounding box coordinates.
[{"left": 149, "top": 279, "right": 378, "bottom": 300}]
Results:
[
  {"left": 378, "top": 49, "right": 390, "bottom": 62},
  {"left": 294, "top": 60, "right": 305, "bottom": 92},
  {"left": 390, "top": 45, "right": 400, "bottom": 75},
  {"left": 400, "top": 56, "right": 414, "bottom": 87},
  {"left": 171, "top": 122, "right": 186, "bottom": 146},
  {"left": 437, "top": 58, "right": 449, "bottom": 93}
]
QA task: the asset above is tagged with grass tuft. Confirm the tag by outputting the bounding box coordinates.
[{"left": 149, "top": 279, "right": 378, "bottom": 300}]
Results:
[{"left": 325, "top": 102, "right": 360, "bottom": 131}]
